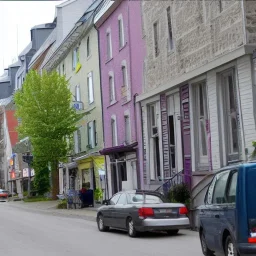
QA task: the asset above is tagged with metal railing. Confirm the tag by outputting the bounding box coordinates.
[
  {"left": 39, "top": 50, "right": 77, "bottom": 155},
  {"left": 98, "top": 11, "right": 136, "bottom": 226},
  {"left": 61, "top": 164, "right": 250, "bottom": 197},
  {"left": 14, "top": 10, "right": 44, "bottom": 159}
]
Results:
[{"left": 155, "top": 170, "right": 184, "bottom": 198}]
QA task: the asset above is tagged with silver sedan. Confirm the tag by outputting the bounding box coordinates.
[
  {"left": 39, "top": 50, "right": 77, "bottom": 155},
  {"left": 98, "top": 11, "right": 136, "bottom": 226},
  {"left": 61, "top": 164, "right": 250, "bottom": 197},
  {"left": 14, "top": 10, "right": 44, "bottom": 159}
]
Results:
[{"left": 96, "top": 190, "right": 190, "bottom": 237}]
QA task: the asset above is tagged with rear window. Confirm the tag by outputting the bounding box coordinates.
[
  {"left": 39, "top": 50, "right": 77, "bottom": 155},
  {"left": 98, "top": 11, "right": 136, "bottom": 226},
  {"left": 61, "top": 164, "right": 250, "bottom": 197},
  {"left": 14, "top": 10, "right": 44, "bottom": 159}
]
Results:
[
  {"left": 127, "top": 193, "right": 164, "bottom": 204},
  {"left": 247, "top": 168, "right": 256, "bottom": 218}
]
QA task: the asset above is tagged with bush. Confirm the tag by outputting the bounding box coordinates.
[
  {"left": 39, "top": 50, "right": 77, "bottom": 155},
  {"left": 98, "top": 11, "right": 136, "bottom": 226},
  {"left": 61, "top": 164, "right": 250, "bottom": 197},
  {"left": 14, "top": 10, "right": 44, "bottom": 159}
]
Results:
[
  {"left": 168, "top": 183, "right": 191, "bottom": 209},
  {"left": 23, "top": 191, "right": 28, "bottom": 197},
  {"left": 94, "top": 188, "right": 103, "bottom": 202},
  {"left": 57, "top": 199, "right": 67, "bottom": 209}
]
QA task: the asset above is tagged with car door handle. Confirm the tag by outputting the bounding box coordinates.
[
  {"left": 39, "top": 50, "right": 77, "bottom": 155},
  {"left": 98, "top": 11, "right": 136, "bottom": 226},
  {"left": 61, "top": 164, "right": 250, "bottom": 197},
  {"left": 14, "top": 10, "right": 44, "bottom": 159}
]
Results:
[{"left": 215, "top": 214, "right": 220, "bottom": 219}]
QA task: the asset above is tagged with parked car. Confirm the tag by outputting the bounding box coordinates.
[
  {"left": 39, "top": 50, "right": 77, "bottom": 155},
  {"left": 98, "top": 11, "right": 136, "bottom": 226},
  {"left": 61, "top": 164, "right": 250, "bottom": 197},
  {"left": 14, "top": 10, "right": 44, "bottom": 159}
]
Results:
[
  {"left": 198, "top": 163, "right": 256, "bottom": 256},
  {"left": 96, "top": 190, "right": 190, "bottom": 237},
  {"left": 0, "top": 189, "right": 9, "bottom": 201}
]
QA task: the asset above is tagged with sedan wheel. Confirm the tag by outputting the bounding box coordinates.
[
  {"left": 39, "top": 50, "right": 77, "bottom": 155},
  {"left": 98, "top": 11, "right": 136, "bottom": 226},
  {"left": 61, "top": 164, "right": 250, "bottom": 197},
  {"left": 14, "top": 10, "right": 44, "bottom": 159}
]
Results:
[
  {"left": 127, "top": 218, "right": 137, "bottom": 237},
  {"left": 97, "top": 215, "right": 109, "bottom": 232},
  {"left": 225, "top": 236, "right": 238, "bottom": 256}
]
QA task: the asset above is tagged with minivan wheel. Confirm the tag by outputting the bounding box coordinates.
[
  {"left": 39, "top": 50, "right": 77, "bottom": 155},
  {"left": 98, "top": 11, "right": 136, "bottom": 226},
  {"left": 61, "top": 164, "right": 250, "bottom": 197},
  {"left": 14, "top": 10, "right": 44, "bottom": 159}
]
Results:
[
  {"left": 225, "top": 235, "right": 238, "bottom": 256},
  {"left": 200, "top": 232, "right": 214, "bottom": 256}
]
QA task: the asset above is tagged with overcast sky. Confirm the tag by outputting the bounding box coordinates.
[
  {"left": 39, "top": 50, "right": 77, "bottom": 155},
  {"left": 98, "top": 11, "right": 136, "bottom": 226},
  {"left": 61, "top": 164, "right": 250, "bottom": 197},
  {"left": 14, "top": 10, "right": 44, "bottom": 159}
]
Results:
[{"left": 0, "top": 1, "right": 63, "bottom": 76}]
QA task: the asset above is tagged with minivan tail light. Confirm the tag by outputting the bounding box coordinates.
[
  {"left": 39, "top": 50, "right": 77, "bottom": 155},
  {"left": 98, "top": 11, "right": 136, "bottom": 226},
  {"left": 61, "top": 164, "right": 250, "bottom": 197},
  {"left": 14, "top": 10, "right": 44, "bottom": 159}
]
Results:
[
  {"left": 248, "top": 219, "right": 256, "bottom": 243},
  {"left": 138, "top": 207, "right": 154, "bottom": 218},
  {"left": 179, "top": 207, "right": 188, "bottom": 215}
]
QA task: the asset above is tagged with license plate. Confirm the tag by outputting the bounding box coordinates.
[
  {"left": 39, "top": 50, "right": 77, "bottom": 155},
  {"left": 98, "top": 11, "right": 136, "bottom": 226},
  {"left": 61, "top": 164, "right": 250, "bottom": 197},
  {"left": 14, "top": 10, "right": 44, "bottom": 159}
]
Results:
[{"left": 159, "top": 209, "right": 172, "bottom": 213}]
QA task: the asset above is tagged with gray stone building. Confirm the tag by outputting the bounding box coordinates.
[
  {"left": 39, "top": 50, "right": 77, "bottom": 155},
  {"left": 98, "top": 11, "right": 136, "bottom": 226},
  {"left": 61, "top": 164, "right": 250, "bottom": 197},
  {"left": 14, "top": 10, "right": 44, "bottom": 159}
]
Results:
[{"left": 137, "top": 0, "right": 256, "bottom": 202}]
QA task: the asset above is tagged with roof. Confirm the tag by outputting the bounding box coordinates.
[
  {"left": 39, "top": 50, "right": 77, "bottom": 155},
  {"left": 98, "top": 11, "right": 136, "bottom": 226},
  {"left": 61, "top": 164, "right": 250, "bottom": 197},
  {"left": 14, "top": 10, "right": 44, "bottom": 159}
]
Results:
[
  {"left": 0, "top": 96, "right": 13, "bottom": 106},
  {"left": 0, "top": 74, "right": 10, "bottom": 83},
  {"left": 42, "top": 0, "right": 103, "bottom": 71},
  {"left": 94, "top": 0, "right": 115, "bottom": 25},
  {"left": 19, "top": 42, "right": 32, "bottom": 58},
  {"left": 29, "top": 29, "right": 57, "bottom": 69},
  {"left": 31, "top": 23, "right": 56, "bottom": 30},
  {"left": 9, "top": 60, "right": 21, "bottom": 68}
]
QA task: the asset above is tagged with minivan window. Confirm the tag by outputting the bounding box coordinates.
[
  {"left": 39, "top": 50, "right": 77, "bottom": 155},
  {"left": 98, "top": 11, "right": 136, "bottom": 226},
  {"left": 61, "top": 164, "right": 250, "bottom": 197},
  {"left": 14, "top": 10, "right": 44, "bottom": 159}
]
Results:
[
  {"left": 246, "top": 168, "right": 256, "bottom": 219},
  {"left": 212, "top": 170, "right": 230, "bottom": 204},
  {"left": 227, "top": 171, "right": 238, "bottom": 203}
]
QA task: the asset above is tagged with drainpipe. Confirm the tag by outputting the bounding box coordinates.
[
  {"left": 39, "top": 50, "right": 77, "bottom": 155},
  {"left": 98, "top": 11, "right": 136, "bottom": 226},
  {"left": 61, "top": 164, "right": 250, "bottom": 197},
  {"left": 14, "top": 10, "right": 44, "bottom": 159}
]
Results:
[
  {"left": 94, "top": 14, "right": 109, "bottom": 199},
  {"left": 241, "top": 0, "right": 247, "bottom": 45}
]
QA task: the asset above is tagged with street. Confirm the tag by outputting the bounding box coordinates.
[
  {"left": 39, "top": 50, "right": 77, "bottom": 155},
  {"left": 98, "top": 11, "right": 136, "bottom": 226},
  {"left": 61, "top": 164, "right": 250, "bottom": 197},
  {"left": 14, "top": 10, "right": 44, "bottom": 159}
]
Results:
[{"left": 0, "top": 202, "right": 202, "bottom": 256}]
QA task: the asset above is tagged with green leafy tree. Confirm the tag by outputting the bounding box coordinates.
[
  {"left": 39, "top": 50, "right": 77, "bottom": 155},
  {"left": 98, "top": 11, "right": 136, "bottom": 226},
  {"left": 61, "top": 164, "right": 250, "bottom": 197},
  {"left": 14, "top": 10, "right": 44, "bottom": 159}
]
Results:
[{"left": 14, "top": 70, "right": 85, "bottom": 199}]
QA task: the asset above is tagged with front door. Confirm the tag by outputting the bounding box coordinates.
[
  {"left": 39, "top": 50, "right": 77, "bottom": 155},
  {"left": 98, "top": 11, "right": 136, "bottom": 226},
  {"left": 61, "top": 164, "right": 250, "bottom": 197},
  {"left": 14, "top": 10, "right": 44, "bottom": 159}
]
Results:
[{"left": 167, "top": 93, "right": 183, "bottom": 177}]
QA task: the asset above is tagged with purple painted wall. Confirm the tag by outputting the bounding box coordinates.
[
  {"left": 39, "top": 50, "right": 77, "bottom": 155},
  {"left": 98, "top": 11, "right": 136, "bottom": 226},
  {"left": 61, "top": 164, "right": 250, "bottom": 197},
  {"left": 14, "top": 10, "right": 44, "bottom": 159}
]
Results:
[{"left": 97, "top": 0, "right": 145, "bottom": 184}]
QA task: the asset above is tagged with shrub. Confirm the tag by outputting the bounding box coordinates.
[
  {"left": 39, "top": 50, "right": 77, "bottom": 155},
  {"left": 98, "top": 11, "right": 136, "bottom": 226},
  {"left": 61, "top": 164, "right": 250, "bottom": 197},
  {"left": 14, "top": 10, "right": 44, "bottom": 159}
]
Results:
[
  {"left": 168, "top": 183, "right": 191, "bottom": 209},
  {"left": 57, "top": 199, "right": 67, "bottom": 209},
  {"left": 94, "top": 188, "right": 103, "bottom": 202}
]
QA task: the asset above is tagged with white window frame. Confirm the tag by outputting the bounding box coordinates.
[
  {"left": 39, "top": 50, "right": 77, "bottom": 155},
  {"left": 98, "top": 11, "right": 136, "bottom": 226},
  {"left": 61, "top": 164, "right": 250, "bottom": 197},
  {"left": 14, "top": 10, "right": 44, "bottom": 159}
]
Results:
[
  {"left": 192, "top": 81, "right": 209, "bottom": 170},
  {"left": 118, "top": 14, "right": 125, "bottom": 48},
  {"left": 88, "top": 120, "right": 96, "bottom": 149},
  {"left": 72, "top": 47, "right": 79, "bottom": 70},
  {"left": 106, "top": 28, "right": 112, "bottom": 60},
  {"left": 75, "top": 85, "right": 81, "bottom": 102},
  {"left": 124, "top": 110, "right": 131, "bottom": 145},
  {"left": 87, "top": 72, "right": 94, "bottom": 104},
  {"left": 109, "top": 71, "right": 116, "bottom": 104},
  {"left": 111, "top": 115, "right": 118, "bottom": 147},
  {"left": 219, "top": 69, "right": 241, "bottom": 164},
  {"left": 121, "top": 60, "right": 130, "bottom": 100}
]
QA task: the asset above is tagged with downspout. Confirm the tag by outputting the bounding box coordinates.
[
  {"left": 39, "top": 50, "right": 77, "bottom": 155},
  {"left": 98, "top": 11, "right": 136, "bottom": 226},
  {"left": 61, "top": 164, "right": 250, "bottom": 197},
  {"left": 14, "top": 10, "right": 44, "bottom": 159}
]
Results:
[
  {"left": 127, "top": 1, "right": 142, "bottom": 190},
  {"left": 241, "top": 0, "right": 247, "bottom": 45},
  {"left": 94, "top": 16, "right": 109, "bottom": 200}
]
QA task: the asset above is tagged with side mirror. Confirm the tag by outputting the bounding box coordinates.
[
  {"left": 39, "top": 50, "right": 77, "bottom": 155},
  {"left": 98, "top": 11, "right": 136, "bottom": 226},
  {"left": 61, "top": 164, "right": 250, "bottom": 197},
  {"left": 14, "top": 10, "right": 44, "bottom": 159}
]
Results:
[{"left": 103, "top": 200, "right": 109, "bottom": 205}]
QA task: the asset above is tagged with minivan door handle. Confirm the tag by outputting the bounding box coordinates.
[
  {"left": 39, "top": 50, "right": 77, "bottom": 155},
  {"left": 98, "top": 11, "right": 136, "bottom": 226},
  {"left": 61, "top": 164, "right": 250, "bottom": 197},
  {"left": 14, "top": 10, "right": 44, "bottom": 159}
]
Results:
[{"left": 215, "top": 214, "right": 220, "bottom": 219}]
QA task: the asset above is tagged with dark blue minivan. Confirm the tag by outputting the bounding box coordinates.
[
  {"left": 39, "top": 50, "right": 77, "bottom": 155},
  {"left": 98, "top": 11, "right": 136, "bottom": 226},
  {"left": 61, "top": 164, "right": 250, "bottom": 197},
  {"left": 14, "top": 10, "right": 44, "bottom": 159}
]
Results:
[{"left": 199, "top": 163, "right": 256, "bottom": 256}]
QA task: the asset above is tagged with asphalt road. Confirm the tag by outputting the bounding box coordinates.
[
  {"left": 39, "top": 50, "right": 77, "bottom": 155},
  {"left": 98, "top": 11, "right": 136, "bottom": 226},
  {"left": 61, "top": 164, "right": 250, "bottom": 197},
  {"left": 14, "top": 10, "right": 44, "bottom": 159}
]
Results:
[{"left": 0, "top": 202, "right": 203, "bottom": 256}]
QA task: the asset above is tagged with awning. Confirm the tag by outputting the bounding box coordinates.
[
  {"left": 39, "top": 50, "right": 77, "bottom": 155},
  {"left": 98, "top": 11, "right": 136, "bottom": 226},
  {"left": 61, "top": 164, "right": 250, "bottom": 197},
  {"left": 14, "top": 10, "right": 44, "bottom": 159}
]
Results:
[{"left": 100, "top": 142, "right": 138, "bottom": 155}]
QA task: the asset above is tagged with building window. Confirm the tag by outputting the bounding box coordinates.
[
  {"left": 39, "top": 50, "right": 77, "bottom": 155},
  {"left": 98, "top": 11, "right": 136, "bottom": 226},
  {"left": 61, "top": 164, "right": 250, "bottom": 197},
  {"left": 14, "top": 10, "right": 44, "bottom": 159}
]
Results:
[
  {"left": 220, "top": 69, "right": 240, "bottom": 163},
  {"left": 153, "top": 21, "right": 159, "bottom": 57},
  {"left": 193, "top": 82, "right": 208, "bottom": 170},
  {"left": 109, "top": 74, "right": 115, "bottom": 103},
  {"left": 122, "top": 65, "right": 127, "bottom": 88},
  {"left": 74, "top": 128, "right": 81, "bottom": 153},
  {"left": 87, "top": 72, "right": 94, "bottom": 104},
  {"left": 72, "top": 47, "right": 79, "bottom": 70},
  {"left": 111, "top": 117, "right": 117, "bottom": 147},
  {"left": 75, "top": 85, "right": 81, "bottom": 102},
  {"left": 88, "top": 120, "right": 97, "bottom": 149},
  {"left": 62, "top": 63, "right": 65, "bottom": 75},
  {"left": 106, "top": 31, "right": 112, "bottom": 60},
  {"left": 87, "top": 36, "right": 91, "bottom": 57},
  {"left": 124, "top": 115, "right": 131, "bottom": 144},
  {"left": 121, "top": 63, "right": 129, "bottom": 100},
  {"left": 118, "top": 15, "right": 125, "bottom": 48},
  {"left": 166, "top": 7, "right": 173, "bottom": 51},
  {"left": 148, "top": 104, "right": 160, "bottom": 180}
]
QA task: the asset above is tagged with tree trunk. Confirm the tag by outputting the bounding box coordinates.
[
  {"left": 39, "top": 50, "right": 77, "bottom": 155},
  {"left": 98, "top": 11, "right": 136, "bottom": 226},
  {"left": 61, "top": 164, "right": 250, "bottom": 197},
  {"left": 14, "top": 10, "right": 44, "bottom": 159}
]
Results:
[{"left": 51, "top": 161, "right": 59, "bottom": 200}]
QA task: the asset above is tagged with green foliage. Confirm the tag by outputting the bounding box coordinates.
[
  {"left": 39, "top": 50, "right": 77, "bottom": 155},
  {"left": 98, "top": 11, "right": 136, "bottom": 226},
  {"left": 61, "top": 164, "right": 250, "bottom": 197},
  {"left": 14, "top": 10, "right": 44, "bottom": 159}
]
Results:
[
  {"left": 23, "top": 196, "right": 52, "bottom": 203},
  {"left": 168, "top": 183, "right": 191, "bottom": 209},
  {"left": 23, "top": 191, "right": 28, "bottom": 197},
  {"left": 251, "top": 141, "right": 256, "bottom": 159},
  {"left": 57, "top": 199, "right": 67, "bottom": 209},
  {"left": 94, "top": 188, "right": 103, "bottom": 202},
  {"left": 33, "top": 164, "right": 50, "bottom": 196},
  {"left": 14, "top": 70, "right": 85, "bottom": 197}
]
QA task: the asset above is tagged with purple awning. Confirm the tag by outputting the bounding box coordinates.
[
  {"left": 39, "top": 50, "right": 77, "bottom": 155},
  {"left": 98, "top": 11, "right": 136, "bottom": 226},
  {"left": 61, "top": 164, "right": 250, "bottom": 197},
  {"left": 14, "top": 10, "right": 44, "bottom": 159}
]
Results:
[{"left": 100, "top": 142, "right": 138, "bottom": 155}]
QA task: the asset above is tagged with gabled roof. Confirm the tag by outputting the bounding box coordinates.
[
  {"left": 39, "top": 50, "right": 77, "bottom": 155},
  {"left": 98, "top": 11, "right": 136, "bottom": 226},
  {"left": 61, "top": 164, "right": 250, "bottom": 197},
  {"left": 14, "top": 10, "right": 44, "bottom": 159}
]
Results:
[
  {"left": 19, "top": 42, "right": 32, "bottom": 58},
  {"left": 42, "top": 0, "right": 103, "bottom": 71},
  {"left": 29, "top": 29, "right": 57, "bottom": 69}
]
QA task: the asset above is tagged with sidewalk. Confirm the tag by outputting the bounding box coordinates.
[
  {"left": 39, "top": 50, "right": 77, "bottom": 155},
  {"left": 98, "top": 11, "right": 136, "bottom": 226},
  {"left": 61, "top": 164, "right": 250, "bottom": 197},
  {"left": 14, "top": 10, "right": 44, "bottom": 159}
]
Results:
[{"left": 7, "top": 200, "right": 99, "bottom": 221}]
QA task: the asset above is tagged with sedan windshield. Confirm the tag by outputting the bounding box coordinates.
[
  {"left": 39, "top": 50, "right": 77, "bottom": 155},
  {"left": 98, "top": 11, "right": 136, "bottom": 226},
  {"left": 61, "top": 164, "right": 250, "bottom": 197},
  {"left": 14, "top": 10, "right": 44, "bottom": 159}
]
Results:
[{"left": 127, "top": 193, "right": 164, "bottom": 204}]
